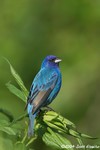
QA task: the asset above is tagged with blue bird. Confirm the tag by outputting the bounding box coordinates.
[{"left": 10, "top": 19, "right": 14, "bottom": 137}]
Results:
[{"left": 26, "top": 55, "right": 62, "bottom": 137}]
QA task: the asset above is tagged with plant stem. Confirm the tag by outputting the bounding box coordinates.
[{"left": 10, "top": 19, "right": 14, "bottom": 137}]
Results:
[
  {"left": 26, "top": 136, "right": 37, "bottom": 147},
  {"left": 21, "top": 129, "right": 28, "bottom": 143},
  {"left": 9, "top": 112, "right": 28, "bottom": 126}
]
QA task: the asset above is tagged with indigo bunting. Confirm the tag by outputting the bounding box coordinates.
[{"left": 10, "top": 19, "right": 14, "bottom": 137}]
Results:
[{"left": 26, "top": 55, "right": 62, "bottom": 137}]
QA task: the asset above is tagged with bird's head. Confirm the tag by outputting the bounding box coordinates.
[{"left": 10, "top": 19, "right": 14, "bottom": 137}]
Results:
[{"left": 41, "top": 55, "right": 62, "bottom": 68}]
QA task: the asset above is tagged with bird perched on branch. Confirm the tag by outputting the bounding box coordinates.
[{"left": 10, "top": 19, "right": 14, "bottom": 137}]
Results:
[{"left": 26, "top": 55, "right": 62, "bottom": 137}]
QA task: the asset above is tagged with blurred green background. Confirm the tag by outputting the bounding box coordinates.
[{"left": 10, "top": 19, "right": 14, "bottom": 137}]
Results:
[{"left": 0, "top": 0, "right": 100, "bottom": 149}]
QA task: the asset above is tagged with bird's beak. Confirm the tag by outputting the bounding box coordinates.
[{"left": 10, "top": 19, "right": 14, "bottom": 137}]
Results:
[{"left": 54, "top": 58, "right": 62, "bottom": 63}]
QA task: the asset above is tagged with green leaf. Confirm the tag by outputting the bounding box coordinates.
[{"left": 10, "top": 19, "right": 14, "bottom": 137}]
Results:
[
  {"left": 0, "top": 119, "right": 16, "bottom": 135},
  {"left": 44, "top": 111, "right": 76, "bottom": 129},
  {"left": 0, "top": 126, "right": 16, "bottom": 135},
  {"left": 44, "top": 120, "right": 66, "bottom": 133},
  {"left": 6, "top": 82, "right": 27, "bottom": 103},
  {"left": 51, "top": 121, "right": 66, "bottom": 129},
  {"left": 80, "top": 133, "right": 98, "bottom": 139},
  {"left": 43, "top": 132, "right": 60, "bottom": 149},
  {"left": 0, "top": 108, "right": 14, "bottom": 122},
  {"left": 4, "top": 58, "right": 28, "bottom": 98},
  {"left": 68, "top": 129, "right": 97, "bottom": 140},
  {"left": 76, "top": 138, "right": 84, "bottom": 146},
  {"left": 57, "top": 114, "right": 76, "bottom": 129},
  {"left": 38, "top": 110, "right": 97, "bottom": 148},
  {"left": 43, "top": 111, "right": 77, "bottom": 135},
  {"left": 68, "top": 129, "right": 80, "bottom": 138},
  {"left": 43, "top": 112, "right": 58, "bottom": 122},
  {"left": 43, "top": 127, "right": 74, "bottom": 150}
]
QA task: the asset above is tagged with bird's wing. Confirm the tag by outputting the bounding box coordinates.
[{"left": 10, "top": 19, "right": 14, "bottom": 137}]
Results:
[{"left": 26, "top": 69, "right": 58, "bottom": 114}]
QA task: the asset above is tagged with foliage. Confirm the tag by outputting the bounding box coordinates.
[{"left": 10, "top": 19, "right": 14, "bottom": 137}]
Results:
[{"left": 0, "top": 60, "right": 98, "bottom": 150}]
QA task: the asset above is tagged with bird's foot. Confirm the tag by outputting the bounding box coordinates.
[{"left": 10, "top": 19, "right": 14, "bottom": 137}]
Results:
[{"left": 44, "top": 106, "right": 55, "bottom": 112}]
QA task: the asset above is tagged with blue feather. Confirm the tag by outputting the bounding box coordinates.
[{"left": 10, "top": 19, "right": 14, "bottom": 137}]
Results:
[{"left": 26, "top": 55, "right": 62, "bottom": 136}]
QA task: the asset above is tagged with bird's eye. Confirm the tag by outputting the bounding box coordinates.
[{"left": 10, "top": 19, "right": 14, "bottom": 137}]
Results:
[{"left": 49, "top": 58, "right": 56, "bottom": 62}]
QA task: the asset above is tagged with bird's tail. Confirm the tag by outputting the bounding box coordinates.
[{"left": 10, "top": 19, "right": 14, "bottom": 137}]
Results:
[
  {"left": 27, "top": 104, "right": 37, "bottom": 137},
  {"left": 28, "top": 112, "right": 36, "bottom": 137}
]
